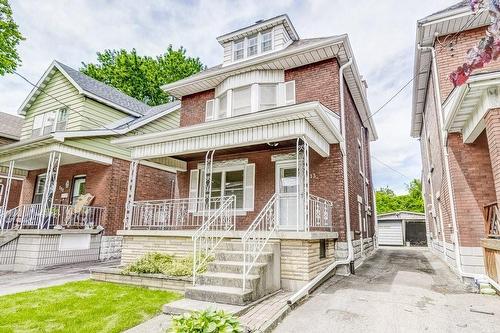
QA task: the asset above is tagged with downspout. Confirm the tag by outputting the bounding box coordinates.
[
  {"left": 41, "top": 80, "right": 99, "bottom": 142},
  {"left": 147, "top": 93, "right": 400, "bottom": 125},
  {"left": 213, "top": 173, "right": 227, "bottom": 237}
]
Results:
[
  {"left": 287, "top": 58, "right": 354, "bottom": 305},
  {"left": 418, "top": 44, "right": 466, "bottom": 278}
]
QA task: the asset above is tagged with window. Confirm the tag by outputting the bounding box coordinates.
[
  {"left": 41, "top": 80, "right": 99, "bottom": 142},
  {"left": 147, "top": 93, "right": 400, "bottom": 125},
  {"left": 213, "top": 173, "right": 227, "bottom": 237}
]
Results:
[
  {"left": 71, "top": 176, "right": 86, "bottom": 204},
  {"left": 358, "top": 140, "right": 363, "bottom": 175},
  {"left": 234, "top": 40, "right": 244, "bottom": 60},
  {"left": 232, "top": 86, "right": 252, "bottom": 116},
  {"left": 33, "top": 174, "right": 46, "bottom": 204},
  {"left": 261, "top": 30, "right": 273, "bottom": 52},
  {"left": 31, "top": 109, "right": 67, "bottom": 138},
  {"left": 247, "top": 35, "right": 258, "bottom": 57},
  {"left": 205, "top": 99, "right": 215, "bottom": 121},
  {"left": 199, "top": 169, "right": 245, "bottom": 209},
  {"left": 259, "top": 84, "right": 277, "bottom": 110},
  {"left": 319, "top": 239, "right": 326, "bottom": 259},
  {"left": 218, "top": 93, "right": 228, "bottom": 119}
]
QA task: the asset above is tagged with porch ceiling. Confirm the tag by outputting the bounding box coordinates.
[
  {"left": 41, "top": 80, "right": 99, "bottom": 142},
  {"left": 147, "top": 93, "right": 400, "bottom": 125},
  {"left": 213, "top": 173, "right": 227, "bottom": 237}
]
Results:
[
  {"left": 443, "top": 71, "right": 500, "bottom": 143},
  {"left": 0, "top": 143, "right": 113, "bottom": 170}
]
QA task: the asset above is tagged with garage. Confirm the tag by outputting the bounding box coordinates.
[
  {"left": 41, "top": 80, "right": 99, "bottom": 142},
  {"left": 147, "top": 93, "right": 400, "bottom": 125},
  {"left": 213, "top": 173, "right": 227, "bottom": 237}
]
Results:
[{"left": 377, "top": 211, "right": 426, "bottom": 246}]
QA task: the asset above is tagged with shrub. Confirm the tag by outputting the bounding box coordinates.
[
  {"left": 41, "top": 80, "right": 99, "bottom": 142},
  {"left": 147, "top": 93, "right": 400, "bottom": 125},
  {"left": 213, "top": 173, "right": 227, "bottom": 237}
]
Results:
[
  {"left": 123, "top": 252, "right": 213, "bottom": 277},
  {"left": 169, "top": 309, "right": 243, "bottom": 333}
]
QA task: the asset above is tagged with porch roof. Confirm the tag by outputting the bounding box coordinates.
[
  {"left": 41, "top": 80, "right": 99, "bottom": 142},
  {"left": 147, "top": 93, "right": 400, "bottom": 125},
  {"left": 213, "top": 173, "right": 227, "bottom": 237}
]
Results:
[
  {"left": 0, "top": 141, "right": 113, "bottom": 170},
  {"left": 442, "top": 71, "right": 500, "bottom": 143},
  {"left": 114, "top": 101, "right": 342, "bottom": 159}
]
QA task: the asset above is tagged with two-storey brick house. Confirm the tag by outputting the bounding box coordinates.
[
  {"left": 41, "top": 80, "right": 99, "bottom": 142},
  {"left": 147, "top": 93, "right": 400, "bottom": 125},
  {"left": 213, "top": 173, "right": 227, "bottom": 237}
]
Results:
[
  {"left": 412, "top": 1, "right": 500, "bottom": 288},
  {"left": 115, "top": 15, "right": 377, "bottom": 304},
  {"left": 0, "top": 61, "right": 180, "bottom": 271}
]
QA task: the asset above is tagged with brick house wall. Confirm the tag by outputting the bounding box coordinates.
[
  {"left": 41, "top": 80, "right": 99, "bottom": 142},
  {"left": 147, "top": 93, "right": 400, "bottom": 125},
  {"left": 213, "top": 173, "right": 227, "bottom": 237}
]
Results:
[
  {"left": 174, "top": 58, "right": 375, "bottom": 241},
  {"left": 20, "top": 159, "right": 175, "bottom": 235},
  {"left": 0, "top": 178, "right": 22, "bottom": 209}
]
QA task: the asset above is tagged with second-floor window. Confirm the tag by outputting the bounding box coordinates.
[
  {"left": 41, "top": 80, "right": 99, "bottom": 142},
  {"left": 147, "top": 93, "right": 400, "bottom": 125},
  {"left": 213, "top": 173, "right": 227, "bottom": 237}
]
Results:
[
  {"left": 205, "top": 81, "right": 295, "bottom": 121},
  {"left": 32, "top": 108, "right": 68, "bottom": 138}
]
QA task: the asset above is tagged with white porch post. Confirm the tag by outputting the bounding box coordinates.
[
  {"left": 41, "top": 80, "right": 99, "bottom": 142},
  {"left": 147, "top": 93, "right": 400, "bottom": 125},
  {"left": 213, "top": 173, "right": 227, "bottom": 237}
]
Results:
[
  {"left": 1, "top": 160, "right": 15, "bottom": 231},
  {"left": 202, "top": 150, "right": 215, "bottom": 223},
  {"left": 296, "top": 138, "right": 310, "bottom": 232},
  {"left": 124, "top": 160, "right": 138, "bottom": 229},
  {"left": 38, "top": 152, "right": 61, "bottom": 229}
]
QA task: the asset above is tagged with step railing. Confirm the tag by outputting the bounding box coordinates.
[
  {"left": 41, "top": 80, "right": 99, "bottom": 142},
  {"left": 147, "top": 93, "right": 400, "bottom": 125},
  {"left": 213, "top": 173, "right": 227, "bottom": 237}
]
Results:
[
  {"left": 0, "top": 206, "right": 21, "bottom": 231},
  {"left": 192, "top": 195, "right": 236, "bottom": 285},
  {"left": 241, "top": 193, "right": 279, "bottom": 290},
  {"left": 127, "top": 197, "right": 226, "bottom": 230},
  {"left": 484, "top": 202, "right": 500, "bottom": 238}
]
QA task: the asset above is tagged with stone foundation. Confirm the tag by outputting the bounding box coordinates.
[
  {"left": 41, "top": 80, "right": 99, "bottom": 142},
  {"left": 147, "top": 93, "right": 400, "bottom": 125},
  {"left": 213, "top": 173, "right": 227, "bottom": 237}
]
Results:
[{"left": 100, "top": 236, "right": 123, "bottom": 261}]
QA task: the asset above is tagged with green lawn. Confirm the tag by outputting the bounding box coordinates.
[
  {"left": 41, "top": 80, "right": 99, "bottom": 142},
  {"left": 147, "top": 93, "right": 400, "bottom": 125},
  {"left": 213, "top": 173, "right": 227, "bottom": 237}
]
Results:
[{"left": 0, "top": 280, "right": 182, "bottom": 333}]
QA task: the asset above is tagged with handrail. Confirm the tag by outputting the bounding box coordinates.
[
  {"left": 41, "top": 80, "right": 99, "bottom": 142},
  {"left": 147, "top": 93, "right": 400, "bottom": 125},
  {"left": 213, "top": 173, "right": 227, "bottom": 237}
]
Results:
[
  {"left": 192, "top": 195, "right": 236, "bottom": 285},
  {"left": 241, "top": 193, "right": 279, "bottom": 290},
  {"left": 0, "top": 206, "right": 20, "bottom": 232}
]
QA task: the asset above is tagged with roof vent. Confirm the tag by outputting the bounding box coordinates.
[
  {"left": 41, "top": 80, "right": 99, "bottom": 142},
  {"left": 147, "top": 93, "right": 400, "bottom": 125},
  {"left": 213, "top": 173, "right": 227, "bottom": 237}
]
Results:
[{"left": 255, "top": 19, "right": 264, "bottom": 24}]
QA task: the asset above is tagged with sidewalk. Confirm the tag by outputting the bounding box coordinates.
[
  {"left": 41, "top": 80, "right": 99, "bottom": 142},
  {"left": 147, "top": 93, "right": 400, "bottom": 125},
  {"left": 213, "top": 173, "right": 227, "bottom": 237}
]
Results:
[{"left": 0, "top": 260, "right": 119, "bottom": 296}]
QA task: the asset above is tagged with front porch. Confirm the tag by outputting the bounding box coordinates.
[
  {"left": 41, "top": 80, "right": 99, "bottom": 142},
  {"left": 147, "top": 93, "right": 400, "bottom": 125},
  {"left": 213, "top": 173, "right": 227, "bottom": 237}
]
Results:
[{"left": 0, "top": 142, "right": 109, "bottom": 232}]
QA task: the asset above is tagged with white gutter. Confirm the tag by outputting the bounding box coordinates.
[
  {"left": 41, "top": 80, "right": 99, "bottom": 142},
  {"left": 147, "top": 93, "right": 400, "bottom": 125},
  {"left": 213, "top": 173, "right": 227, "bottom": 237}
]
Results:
[
  {"left": 288, "top": 58, "right": 354, "bottom": 305},
  {"left": 418, "top": 44, "right": 468, "bottom": 279}
]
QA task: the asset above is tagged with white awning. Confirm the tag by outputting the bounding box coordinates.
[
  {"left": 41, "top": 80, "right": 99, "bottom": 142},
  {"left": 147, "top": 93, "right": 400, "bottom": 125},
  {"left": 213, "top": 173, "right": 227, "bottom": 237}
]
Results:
[{"left": 115, "top": 102, "right": 343, "bottom": 159}]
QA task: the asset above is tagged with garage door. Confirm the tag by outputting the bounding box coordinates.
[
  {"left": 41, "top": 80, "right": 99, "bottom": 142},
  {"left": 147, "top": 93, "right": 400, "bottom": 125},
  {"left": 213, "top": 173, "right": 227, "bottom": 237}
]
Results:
[{"left": 378, "top": 220, "right": 404, "bottom": 246}]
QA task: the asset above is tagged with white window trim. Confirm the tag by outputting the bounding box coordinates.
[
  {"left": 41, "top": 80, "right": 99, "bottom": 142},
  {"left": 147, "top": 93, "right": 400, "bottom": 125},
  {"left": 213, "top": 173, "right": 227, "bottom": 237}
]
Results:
[
  {"left": 32, "top": 108, "right": 68, "bottom": 137},
  {"left": 357, "top": 139, "right": 363, "bottom": 176},
  {"left": 197, "top": 163, "right": 248, "bottom": 215},
  {"left": 231, "top": 27, "right": 275, "bottom": 63}
]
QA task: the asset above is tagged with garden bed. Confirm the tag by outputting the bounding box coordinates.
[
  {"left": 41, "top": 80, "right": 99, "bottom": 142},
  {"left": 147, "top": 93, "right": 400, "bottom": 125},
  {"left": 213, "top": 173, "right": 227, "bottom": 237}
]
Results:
[{"left": 90, "top": 266, "right": 192, "bottom": 293}]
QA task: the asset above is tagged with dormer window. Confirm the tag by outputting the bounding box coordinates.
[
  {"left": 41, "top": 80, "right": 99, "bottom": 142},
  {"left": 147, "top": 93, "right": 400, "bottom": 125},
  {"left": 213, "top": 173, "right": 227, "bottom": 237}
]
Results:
[
  {"left": 247, "top": 35, "right": 258, "bottom": 57},
  {"left": 261, "top": 30, "right": 273, "bottom": 52},
  {"left": 234, "top": 40, "right": 244, "bottom": 60}
]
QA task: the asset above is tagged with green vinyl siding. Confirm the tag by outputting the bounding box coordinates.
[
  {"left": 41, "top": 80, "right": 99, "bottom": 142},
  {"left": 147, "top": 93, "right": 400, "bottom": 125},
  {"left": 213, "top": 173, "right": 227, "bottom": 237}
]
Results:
[
  {"left": 129, "top": 110, "right": 180, "bottom": 135},
  {"left": 64, "top": 137, "right": 130, "bottom": 160},
  {"left": 79, "top": 98, "right": 131, "bottom": 131},
  {"left": 20, "top": 70, "right": 84, "bottom": 140}
]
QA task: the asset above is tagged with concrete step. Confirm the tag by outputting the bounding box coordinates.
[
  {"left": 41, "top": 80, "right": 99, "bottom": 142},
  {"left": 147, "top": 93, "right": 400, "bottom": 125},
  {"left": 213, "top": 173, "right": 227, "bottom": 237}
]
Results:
[
  {"left": 185, "top": 285, "right": 254, "bottom": 306},
  {"left": 215, "top": 250, "right": 273, "bottom": 263},
  {"left": 207, "top": 260, "right": 266, "bottom": 275},
  {"left": 219, "top": 241, "right": 275, "bottom": 252},
  {"left": 163, "top": 298, "right": 248, "bottom": 316},
  {"left": 198, "top": 271, "right": 260, "bottom": 289}
]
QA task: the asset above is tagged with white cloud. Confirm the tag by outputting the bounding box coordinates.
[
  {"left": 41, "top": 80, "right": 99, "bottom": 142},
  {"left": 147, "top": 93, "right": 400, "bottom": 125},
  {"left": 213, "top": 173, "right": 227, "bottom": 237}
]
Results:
[{"left": 1, "top": 0, "right": 459, "bottom": 193}]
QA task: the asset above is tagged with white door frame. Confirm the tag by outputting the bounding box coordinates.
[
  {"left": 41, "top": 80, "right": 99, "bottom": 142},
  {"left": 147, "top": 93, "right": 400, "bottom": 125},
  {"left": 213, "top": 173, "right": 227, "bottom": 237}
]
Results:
[{"left": 275, "top": 160, "right": 302, "bottom": 230}]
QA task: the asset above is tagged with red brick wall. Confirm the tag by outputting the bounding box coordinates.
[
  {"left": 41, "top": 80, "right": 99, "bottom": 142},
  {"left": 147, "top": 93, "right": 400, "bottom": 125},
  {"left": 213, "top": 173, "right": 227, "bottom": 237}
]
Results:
[
  {"left": 435, "top": 26, "right": 500, "bottom": 101},
  {"left": 20, "top": 160, "right": 175, "bottom": 235},
  {"left": 0, "top": 178, "right": 22, "bottom": 209},
  {"left": 180, "top": 90, "right": 215, "bottom": 127},
  {"left": 448, "top": 131, "right": 495, "bottom": 247}
]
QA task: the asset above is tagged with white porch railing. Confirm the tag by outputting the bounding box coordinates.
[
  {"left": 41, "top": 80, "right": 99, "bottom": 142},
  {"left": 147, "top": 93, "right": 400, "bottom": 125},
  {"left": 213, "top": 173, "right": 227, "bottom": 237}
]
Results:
[
  {"left": 308, "top": 195, "right": 334, "bottom": 231},
  {"left": 242, "top": 193, "right": 279, "bottom": 290},
  {"left": 192, "top": 195, "right": 236, "bottom": 285},
  {"left": 1, "top": 204, "right": 105, "bottom": 230},
  {"left": 126, "top": 197, "right": 227, "bottom": 230}
]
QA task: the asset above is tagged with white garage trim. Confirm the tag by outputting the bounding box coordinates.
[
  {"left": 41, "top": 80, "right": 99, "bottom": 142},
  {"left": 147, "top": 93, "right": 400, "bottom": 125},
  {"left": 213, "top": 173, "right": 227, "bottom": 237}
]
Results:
[{"left": 378, "top": 220, "right": 404, "bottom": 246}]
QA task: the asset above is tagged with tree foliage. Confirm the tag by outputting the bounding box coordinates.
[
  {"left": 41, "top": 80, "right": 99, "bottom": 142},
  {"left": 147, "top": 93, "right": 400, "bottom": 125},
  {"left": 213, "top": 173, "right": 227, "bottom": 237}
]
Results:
[
  {"left": 376, "top": 179, "right": 424, "bottom": 214},
  {"left": 0, "top": 0, "right": 24, "bottom": 76},
  {"left": 81, "top": 46, "right": 204, "bottom": 106}
]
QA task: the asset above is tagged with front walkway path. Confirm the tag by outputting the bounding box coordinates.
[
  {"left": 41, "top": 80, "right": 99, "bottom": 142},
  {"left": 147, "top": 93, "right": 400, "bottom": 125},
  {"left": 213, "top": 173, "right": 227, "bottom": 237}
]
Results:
[
  {"left": 274, "top": 247, "right": 500, "bottom": 333},
  {"left": 0, "top": 260, "right": 119, "bottom": 296}
]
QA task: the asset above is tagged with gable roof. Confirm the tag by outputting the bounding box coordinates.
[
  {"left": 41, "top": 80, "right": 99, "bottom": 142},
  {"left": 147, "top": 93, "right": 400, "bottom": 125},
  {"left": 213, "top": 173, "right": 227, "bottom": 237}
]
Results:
[
  {"left": 0, "top": 112, "right": 23, "bottom": 140},
  {"left": 378, "top": 211, "right": 425, "bottom": 221},
  {"left": 18, "top": 61, "right": 150, "bottom": 117}
]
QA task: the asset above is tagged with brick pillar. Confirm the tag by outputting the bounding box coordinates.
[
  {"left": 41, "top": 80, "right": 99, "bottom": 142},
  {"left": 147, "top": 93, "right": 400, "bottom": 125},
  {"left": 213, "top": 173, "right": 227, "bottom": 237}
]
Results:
[{"left": 485, "top": 108, "right": 500, "bottom": 202}]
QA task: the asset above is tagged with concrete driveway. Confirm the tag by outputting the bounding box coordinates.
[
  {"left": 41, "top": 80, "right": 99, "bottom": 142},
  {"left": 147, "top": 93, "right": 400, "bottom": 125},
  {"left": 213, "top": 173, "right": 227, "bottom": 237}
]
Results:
[
  {"left": 274, "top": 247, "right": 500, "bottom": 333},
  {"left": 0, "top": 260, "right": 119, "bottom": 296}
]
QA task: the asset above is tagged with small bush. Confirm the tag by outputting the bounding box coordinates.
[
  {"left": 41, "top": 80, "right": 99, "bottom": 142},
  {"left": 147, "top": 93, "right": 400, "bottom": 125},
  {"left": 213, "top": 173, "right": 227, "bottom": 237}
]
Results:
[
  {"left": 123, "top": 252, "right": 213, "bottom": 277},
  {"left": 169, "top": 308, "right": 243, "bottom": 333}
]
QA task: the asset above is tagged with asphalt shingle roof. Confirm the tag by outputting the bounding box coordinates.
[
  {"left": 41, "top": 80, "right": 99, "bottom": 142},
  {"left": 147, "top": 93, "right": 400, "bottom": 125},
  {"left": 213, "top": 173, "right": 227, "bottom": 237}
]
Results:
[
  {"left": 115, "top": 100, "right": 180, "bottom": 130},
  {"left": 56, "top": 61, "right": 151, "bottom": 115},
  {"left": 0, "top": 112, "right": 23, "bottom": 140},
  {"left": 427, "top": 1, "right": 468, "bottom": 18}
]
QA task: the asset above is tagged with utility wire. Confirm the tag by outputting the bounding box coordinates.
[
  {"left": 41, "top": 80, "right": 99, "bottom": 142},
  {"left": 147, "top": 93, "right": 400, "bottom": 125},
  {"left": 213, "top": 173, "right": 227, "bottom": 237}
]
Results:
[{"left": 371, "top": 154, "right": 412, "bottom": 180}]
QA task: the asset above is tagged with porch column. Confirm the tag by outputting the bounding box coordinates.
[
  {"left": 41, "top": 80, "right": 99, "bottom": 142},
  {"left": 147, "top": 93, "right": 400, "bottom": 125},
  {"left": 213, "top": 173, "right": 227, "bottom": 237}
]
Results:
[
  {"left": 1, "top": 160, "right": 15, "bottom": 230},
  {"left": 124, "top": 160, "right": 138, "bottom": 229},
  {"left": 38, "top": 152, "right": 61, "bottom": 229},
  {"left": 485, "top": 108, "right": 500, "bottom": 202},
  {"left": 296, "top": 138, "right": 310, "bottom": 232}
]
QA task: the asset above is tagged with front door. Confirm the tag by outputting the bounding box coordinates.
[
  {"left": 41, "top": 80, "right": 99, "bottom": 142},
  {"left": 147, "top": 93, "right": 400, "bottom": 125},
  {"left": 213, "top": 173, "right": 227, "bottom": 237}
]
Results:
[{"left": 276, "top": 162, "right": 301, "bottom": 230}]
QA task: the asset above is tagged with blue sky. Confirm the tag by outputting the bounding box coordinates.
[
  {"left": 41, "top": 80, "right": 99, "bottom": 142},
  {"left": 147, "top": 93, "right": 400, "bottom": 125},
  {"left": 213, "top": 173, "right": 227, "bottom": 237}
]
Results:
[{"left": 1, "top": 0, "right": 460, "bottom": 193}]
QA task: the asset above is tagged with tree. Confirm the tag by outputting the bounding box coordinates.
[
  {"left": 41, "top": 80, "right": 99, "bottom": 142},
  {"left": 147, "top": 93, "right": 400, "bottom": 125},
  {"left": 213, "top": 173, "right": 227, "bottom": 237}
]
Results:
[
  {"left": 375, "top": 179, "right": 424, "bottom": 214},
  {"left": 0, "top": 0, "right": 24, "bottom": 76},
  {"left": 81, "top": 46, "right": 204, "bottom": 106}
]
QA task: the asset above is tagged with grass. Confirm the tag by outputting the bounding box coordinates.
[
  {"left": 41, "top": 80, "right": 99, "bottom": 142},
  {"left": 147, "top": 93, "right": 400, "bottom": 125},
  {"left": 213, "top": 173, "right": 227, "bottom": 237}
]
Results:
[{"left": 0, "top": 280, "right": 182, "bottom": 333}]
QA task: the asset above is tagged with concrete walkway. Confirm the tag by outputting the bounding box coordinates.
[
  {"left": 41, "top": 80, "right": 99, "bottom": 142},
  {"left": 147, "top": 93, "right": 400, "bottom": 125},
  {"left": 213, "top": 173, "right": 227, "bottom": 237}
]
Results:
[
  {"left": 274, "top": 247, "right": 500, "bottom": 333},
  {"left": 0, "top": 260, "right": 119, "bottom": 296}
]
